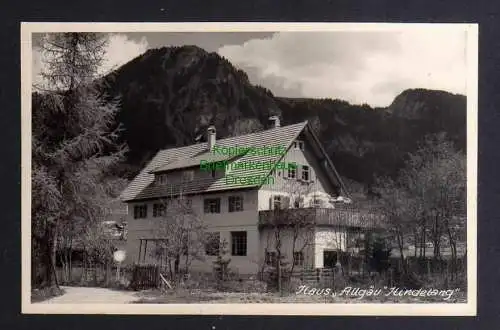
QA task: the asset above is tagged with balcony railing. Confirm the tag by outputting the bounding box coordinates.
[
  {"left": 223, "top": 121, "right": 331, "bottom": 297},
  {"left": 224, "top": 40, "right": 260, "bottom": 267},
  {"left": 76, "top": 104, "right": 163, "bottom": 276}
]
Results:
[{"left": 258, "top": 206, "right": 386, "bottom": 229}]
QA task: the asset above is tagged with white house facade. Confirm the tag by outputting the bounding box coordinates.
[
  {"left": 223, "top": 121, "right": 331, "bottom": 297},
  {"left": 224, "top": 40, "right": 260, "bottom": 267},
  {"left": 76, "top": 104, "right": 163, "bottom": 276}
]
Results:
[{"left": 120, "top": 117, "right": 383, "bottom": 275}]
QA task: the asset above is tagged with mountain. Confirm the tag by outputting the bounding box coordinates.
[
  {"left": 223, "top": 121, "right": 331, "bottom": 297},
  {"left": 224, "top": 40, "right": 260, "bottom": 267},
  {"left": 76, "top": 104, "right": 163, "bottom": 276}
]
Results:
[
  {"left": 387, "top": 88, "right": 466, "bottom": 119},
  {"left": 102, "top": 46, "right": 281, "bottom": 172},
  {"left": 34, "top": 46, "right": 467, "bottom": 194},
  {"left": 274, "top": 90, "right": 466, "bottom": 191}
]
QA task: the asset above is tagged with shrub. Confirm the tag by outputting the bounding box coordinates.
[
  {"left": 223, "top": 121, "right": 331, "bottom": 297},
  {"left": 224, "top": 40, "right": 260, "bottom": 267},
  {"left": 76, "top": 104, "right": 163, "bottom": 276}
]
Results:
[
  {"left": 31, "top": 286, "right": 65, "bottom": 303},
  {"left": 264, "top": 254, "right": 291, "bottom": 292}
]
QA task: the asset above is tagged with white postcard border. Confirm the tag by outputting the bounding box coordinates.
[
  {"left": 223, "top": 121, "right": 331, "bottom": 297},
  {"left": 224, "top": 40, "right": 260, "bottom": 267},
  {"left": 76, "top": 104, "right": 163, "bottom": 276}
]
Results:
[{"left": 20, "top": 22, "right": 478, "bottom": 315}]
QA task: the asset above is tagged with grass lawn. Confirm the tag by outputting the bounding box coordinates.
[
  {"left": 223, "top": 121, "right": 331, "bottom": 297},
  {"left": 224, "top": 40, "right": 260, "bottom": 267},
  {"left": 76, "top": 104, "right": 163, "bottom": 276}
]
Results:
[{"left": 31, "top": 286, "right": 66, "bottom": 303}]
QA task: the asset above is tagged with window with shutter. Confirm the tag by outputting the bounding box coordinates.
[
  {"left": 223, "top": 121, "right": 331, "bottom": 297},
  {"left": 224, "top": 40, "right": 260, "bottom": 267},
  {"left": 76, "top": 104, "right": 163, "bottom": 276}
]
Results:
[
  {"left": 301, "top": 165, "right": 310, "bottom": 182},
  {"left": 293, "top": 140, "right": 305, "bottom": 151}
]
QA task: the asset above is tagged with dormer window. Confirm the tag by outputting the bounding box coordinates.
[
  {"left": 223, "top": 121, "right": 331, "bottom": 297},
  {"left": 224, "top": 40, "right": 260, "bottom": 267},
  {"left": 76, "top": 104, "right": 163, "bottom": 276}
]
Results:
[{"left": 156, "top": 173, "right": 168, "bottom": 185}]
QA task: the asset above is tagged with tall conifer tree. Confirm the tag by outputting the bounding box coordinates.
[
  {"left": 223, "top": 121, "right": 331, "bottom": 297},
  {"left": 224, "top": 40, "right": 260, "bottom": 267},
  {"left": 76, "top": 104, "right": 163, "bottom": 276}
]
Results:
[{"left": 32, "top": 33, "right": 127, "bottom": 287}]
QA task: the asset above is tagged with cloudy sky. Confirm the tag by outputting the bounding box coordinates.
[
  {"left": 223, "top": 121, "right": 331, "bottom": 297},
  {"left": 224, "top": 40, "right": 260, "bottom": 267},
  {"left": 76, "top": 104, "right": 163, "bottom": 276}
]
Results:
[{"left": 32, "top": 29, "right": 468, "bottom": 107}]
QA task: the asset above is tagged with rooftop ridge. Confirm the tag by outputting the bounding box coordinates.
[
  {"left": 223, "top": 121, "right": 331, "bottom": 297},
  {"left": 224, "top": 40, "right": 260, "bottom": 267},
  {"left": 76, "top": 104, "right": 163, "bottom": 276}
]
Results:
[{"left": 163, "top": 120, "right": 308, "bottom": 152}]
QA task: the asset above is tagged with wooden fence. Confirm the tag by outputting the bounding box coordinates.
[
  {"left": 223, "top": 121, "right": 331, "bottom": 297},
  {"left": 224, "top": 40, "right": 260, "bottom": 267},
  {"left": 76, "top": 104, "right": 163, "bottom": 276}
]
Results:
[
  {"left": 130, "top": 264, "right": 160, "bottom": 290},
  {"left": 260, "top": 267, "right": 341, "bottom": 289},
  {"left": 264, "top": 256, "right": 467, "bottom": 290},
  {"left": 291, "top": 268, "right": 339, "bottom": 285},
  {"left": 123, "top": 256, "right": 468, "bottom": 292},
  {"left": 392, "top": 256, "right": 467, "bottom": 276},
  {"left": 129, "top": 264, "right": 200, "bottom": 290},
  {"left": 56, "top": 265, "right": 113, "bottom": 285}
]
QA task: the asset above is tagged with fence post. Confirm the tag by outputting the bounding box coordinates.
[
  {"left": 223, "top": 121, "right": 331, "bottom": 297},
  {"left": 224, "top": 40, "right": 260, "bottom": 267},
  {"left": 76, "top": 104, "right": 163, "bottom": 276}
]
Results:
[
  {"left": 155, "top": 265, "right": 160, "bottom": 288},
  {"left": 131, "top": 265, "right": 137, "bottom": 290},
  {"left": 445, "top": 263, "right": 449, "bottom": 288}
]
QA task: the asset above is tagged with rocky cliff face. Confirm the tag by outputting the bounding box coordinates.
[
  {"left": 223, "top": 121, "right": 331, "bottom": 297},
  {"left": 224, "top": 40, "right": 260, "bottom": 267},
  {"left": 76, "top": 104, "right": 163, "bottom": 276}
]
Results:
[{"left": 387, "top": 88, "right": 466, "bottom": 120}]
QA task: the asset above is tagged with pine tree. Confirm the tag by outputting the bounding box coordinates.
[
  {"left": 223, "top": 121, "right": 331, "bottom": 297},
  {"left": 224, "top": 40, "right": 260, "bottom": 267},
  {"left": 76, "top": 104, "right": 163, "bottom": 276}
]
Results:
[{"left": 32, "top": 33, "right": 127, "bottom": 288}]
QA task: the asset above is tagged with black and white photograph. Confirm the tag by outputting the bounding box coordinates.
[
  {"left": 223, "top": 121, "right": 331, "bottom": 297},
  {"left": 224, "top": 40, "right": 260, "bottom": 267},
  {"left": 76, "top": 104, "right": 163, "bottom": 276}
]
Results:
[{"left": 22, "top": 23, "right": 477, "bottom": 315}]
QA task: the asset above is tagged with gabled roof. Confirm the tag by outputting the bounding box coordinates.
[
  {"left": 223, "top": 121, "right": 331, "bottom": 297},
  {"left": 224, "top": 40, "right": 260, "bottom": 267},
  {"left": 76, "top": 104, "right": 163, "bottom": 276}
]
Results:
[
  {"left": 150, "top": 150, "right": 239, "bottom": 173},
  {"left": 120, "top": 121, "right": 347, "bottom": 202}
]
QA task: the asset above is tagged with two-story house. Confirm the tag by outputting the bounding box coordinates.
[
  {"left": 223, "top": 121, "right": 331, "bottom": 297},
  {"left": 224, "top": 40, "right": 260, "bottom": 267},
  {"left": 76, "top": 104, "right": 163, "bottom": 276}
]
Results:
[{"left": 119, "top": 117, "right": 383, "bottom": 274}]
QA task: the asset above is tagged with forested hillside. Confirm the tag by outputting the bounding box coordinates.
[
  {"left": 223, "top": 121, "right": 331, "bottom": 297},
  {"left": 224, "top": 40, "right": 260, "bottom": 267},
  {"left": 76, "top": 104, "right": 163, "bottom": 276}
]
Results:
[{"left": 34, "top": 45, "right": 466, "bottom": 193}]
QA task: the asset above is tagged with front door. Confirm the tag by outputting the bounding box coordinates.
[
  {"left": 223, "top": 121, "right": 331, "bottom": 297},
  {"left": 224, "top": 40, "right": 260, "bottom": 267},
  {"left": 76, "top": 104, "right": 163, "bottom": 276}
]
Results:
[{"left": 323, "top": 250, "right": 338, "bottom": 268}]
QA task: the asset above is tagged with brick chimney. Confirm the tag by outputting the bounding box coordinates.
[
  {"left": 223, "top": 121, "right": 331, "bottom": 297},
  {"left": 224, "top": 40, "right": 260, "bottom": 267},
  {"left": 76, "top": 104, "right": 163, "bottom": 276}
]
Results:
[
  {"left": 269, "top": 115, "right": 280, "bottom": 128},
  {"left": 207, "top": 126, "right": 216, "bottom": 151}
]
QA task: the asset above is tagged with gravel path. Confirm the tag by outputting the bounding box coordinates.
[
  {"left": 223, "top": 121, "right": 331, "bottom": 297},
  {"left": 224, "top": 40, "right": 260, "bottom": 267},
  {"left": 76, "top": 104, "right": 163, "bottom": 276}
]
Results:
[{"left": 40, "top": 286, "right": 140, "bottom": 304}]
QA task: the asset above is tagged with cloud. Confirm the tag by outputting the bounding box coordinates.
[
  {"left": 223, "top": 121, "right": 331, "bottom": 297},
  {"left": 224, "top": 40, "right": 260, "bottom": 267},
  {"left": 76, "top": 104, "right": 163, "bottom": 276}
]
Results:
[
  {"left": 218, "top": 30, "right": 467, "bottom": 106},
  {"left": 100, "top": 34, "right": 148, "bottom": 75},
  {"left": 32, "top": 33, "right": 148, "bottom": 88}
]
